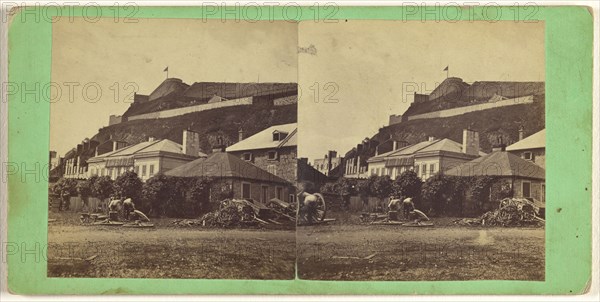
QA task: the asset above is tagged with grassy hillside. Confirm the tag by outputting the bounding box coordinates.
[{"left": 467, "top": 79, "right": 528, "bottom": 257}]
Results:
[{"left": 374, "top": 94, "right": 545, "bottom": 153}]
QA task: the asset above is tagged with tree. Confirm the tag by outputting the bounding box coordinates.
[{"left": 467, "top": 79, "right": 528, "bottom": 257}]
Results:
[
  {"left": 392, "top": 170, "right": 423, "bottom": 200},
  {"left": 421, "top": 175, "right": 457, "bottom": 215},
  {"left": 76, "top": 179, "right": 93, "bottom": 211},
  {"left": 141, "top": 174, "right": 171, "bottom": 216},
  {"left": 113, "top": 171, "right": 143, "bottom": 202},
  {"left": 52, "top": 178, "right": 78, "bottom": 211},
  {"left": 53, "top": 178, "right": 78, "bottom": 196},
  {"left": 468, "top": 176, "right": 497, "bottom": 213},
  {"left": 369, "top": 175, "right": 393, "bottom": 211},
  {"left": 356, "top": 178, "right": 372, "bottom": 211},
  {"left": 188, "top": 177, "right": 212, "bottom": 215},
  {"left": 91, "top": 176, "right": 114, "bottom": 201},
  {"left": 319, "top": 182, "right": 338, "bottom": 195}
]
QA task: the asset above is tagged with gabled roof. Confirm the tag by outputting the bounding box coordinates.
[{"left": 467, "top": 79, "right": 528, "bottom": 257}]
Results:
[
  {"left": 226, "top": 123, "right": 297, "bottom": 152},
  {"left": 506, "top": 129, "right": 545, "bottom": 151},
  {"left": 368, "top": 140, "right": 433, "bottom": 162},
  {"left": 417, "top": 138, "right": 487, "bottom": 156},
  {"left": 89, "top": 139, "right": 204, "bottom": 161},
  {"left": 368, "top": 138, "right": 485, "bottom": 163},
  {"left": 444, "top": 151, "right": 545, "bottom": 180},
  {"left": 164, "top": 152, "right": 289, "bottom": 184}
]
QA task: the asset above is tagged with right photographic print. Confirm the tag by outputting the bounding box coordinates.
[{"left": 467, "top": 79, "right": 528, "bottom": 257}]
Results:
[{"left": 296, "top": 20, "right": 546, "bottom": 281}]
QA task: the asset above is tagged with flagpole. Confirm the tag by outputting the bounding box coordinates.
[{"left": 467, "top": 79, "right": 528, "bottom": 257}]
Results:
[{"left": 446, "top": 67, "right": 449, "bottom": 79}]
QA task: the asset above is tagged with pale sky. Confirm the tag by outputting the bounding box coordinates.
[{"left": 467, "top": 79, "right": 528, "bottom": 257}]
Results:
[
  {"left": 50, "top": 18, "right": 298, "bottom": 156},
  {"left": 298, "top": 20, "right": 545, "bottom": 162}
]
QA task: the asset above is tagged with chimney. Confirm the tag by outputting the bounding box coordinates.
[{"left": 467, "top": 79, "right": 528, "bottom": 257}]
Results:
[
  {"left": 428, "top": 136, "right": 435, "bottom": 142},
  {"left": 375, "top": 145, "right": 379, "bottom": 156},
  {"left": 148, "top": 136, "right": 156, "bottom": 142},
  {"left": 211, "top": 136, "right": 225, "bottom": 153},
  {"left": 76, "top": 144, "right": 83, "bottom": 154},
  {"left": 491, "top": 136, "right": 506, "bottom": 152},
  {"left": 183, "top": 129, "right": 201, "bottom": 157},
  {"left": 327, "top": 151, "right": 336, "bottom": 174},
  {"left": 518, "top": 126, "right": 525, "bottom": 141},
  {"left": 238, "top": 128, "right": 245, "bottom": 142},
  {"left": 462, "top": 129, "right": 480, "bottom": 156},
  {"left": 393, "top": 141, "right": 398, "bottom": 151},
  {"left": 357, "top": 144, "right": 363, "bottom": 153},
  {"left": 298, "top": 158, "right": 309, "bottom": 167}
]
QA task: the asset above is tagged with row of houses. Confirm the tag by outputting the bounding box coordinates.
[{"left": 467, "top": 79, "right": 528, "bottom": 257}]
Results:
[
  {"left": 312, "top": 128, "right": 546, "bottom": 203},
  {"left": 54, "top": 123, "right": 300, "bottom": 204}
]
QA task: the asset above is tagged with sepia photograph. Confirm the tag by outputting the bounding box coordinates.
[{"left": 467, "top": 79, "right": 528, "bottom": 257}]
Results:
[
  {"left": 47, "top": 17, "right": 299, "bottom": 279},
  {"left": 296, "top": 20, "right": 546, "bottom": 281}
]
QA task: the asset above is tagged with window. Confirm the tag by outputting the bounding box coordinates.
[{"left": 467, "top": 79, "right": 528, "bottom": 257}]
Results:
[
  {"left": 371, "top": 168, "right": 375, "bottom": 175},
  {"left": 242, "top": 153, "right": 252, "bottom": 161},
  {"left": 134, "top": 166, "right": 139, "bottom": 175},
  {"left": 522, "top": 181, "right": 531, "bottom": 198},
  {"left": 261, "top": 185, "right": 269, "bottom": 203},
  {"left": 142, "top": 165, "right": 147, "bottom": 176},
  {"left": 414, "top": 165, "right": 419, "bottom": 175},
  {"left": 523, "top": 151, "right": 533, "bottom": 161},
  {"left": 149, "top": 164, "right": 155, "bottom": 176},
  {"left": 242, "top": 183, "right": 252, "bottom": 199},
  {"left": 421, "top": 164, "right": 427, "bottom": 176},
  {"left": 276, "top": 187, "right": 283, "bottom": 200},
  {"left": 267, "top": 151, "right": 278, "bottom": 160},
  {"left": 267, "top": 165, "right": 277, "bottom": 175},
  {"left": 289, "top": 194, "right": 295, "bottom": 203},
  {"left": 430, "top": 163, "right": 436, "bottom": 174},
  {"left": 376, "top": 168, "right": 380, "bottom": 176},
  {"left": 272, "top": 131, "right": 288, "bottom": 141}
]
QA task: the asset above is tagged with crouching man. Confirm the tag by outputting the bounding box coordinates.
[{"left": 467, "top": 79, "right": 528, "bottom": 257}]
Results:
[
  {"left": 402, "top": 197, "right": 415, "bottom": 219},
  {"left": 122, "top": 198, "right": 136, "bottom": 221},
  {"left": 297, "top": 191, "right": 319, "bottom": 225},
  {"left": 107, "top": 198, "right": 122, "bottom": 221}
]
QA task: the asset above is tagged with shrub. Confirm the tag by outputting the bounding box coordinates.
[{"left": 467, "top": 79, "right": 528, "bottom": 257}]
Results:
[
  {"left": 53, "top": 178, "right": 78, "bottom": 196},
  {"left": 188, "top": 177, "right": 212, "bottom": 214},
  {"left": 467, "top": 176, "right": 498, "bottom": 213},
  {"left": 113, "top": 171, "right": 143, "bottom": 202},
  {"left": 421, "top": 175, "right": 457, "bottom": 215},
  {"left": 392, "top": 170, "right": 423, "bottom": 200},
  {"left": 369, "top": 175, "right": 393, "bottom": 201},
  {"left": 141, "top": 174, "right": 172, "bottom": 217},
  {"left": 91, "top": 176, "right": 114, "bottom": 201}
]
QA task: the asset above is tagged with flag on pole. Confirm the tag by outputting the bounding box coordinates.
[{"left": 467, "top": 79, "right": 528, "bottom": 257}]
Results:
[
  {"left": 443, "top": 66, "right": 448, "bottom": 71},
  {"left": 164, "top": 66, "right": 169, "bottom": 72}
]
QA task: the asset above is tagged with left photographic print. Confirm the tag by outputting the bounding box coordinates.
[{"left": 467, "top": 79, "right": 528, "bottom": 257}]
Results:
[{"left": 47, "top": 17, "right": 298, "bottom": 279}]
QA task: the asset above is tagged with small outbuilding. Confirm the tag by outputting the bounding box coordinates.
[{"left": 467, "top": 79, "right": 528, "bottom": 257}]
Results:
[{"left": 165, "top": 152, "right": 294, "bottom": 204}]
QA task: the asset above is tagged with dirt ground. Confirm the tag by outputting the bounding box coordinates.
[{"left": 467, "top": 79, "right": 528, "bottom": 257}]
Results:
[
  {"left": 47, "top": 211, "right": 544, "bottom": 281},
  {"left": 297, "top": 220, "right": 545, "bottom": 281},
  {"left": 47, "top": 212, "right": 295, "bottom": 279}
]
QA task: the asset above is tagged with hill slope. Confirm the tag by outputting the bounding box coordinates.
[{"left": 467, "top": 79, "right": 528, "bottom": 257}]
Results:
[
  {"left": 93, "top": 103, "right": 297, "bottom": 155},
  {"left": 372, "top": 94, "right": 545, "bottom": 154}
]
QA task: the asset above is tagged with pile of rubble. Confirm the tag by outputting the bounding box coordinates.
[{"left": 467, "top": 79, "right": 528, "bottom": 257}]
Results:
[
  {"left": 455, "top": 198, "right": 545, "bottom": 227},
  {"left": 178, "top": 198, "right": 296, "bottom": 228}
]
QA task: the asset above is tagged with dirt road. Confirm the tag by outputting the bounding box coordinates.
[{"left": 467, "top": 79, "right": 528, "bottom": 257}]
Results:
[
  {"left": 48, "top": 224, "right": 295, "bottom": 279},
  {"left": 297, "top": 224, "right": 544, "bottom": 281}
]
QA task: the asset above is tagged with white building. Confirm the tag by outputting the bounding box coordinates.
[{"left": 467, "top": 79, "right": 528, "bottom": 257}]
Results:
[
  {"left": 367, "top": 129, "right": 486, "bottom": 181},
  {"left": 87, "top": 130, "right": 206, "bottom": 181}
]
